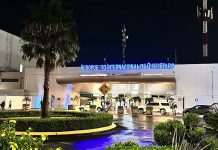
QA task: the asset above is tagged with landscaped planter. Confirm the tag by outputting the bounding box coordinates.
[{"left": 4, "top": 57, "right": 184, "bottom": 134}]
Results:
[
  {"left": 138, "top": 108, "right": 144, "bottom": 114},
  {"left": 22, "top": 96, "right": 31, "bottom": 111},
  {"left": 146, "top": 106, "right": 153, "bottom": 115},
  {"left": 23, "top": 104, "right": 30, "bottom": 111},
  {"left": 90, "top": 105, "right": 96, "bottom": 112},
  {"left": 117, "top": 106, "right": 124, "bottom": 114},
  {"left": 131, "top": 106, "right": 138, "bottom": 114},
  {"left": 90, "top": 108, "right": 96, "bottom": 112}
]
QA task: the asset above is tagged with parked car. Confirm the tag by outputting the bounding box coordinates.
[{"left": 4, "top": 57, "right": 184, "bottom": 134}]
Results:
[
  {"left": 210, "top": 103, "right": 218, "bottom": 112},
  {"left": 79, "top": 101, "right": 102, "bottom": 112},
  {"left": 183, "top": 105, "right": 213, "bottom": 115},
  {"left": 139, "top": 102, "right": 172, "bottom": 115}
]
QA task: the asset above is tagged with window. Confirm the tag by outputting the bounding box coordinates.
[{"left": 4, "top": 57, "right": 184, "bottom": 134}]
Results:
[
  {"left": 161, "top": 103, "right": 170, "bottom": 106},
  {"left": 1, "top": 79, "right": 19, "bottom": 82},
  {"left": 147, "top": 102, "right": 159, "bottom": 106}
]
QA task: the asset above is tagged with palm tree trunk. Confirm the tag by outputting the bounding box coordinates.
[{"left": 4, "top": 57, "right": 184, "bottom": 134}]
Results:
[{"left": 41, "top": 59, "right": 50, "bottom": 118}]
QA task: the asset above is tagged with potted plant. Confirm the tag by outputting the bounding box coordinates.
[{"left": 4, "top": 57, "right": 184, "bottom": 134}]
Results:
[
  {"left": 22, "top": 96, "right": 31, "bottom": 111},
  {"left": 138, "top": 108, "right": 144, "bottom": 114},
  {"left": 117, "top": 106, "right": 124, "bottom": 114},
  {"left": 129, "top": 97, "right": 141, "bottom": 114},
  {"left": 146, "top": 106, "right": 153, "bottom": 115},
  {"left": 68, "top": 98, "right": 74, "bottom": 110},
  {"left": 90, "top": 104, "right": 96, "bottom": 112},
  {"left": 131, "top": 106, "right": 138, "bottom": 114},
  {"left": 116, "top": 97, "right": 125, "bottom": 114},
  {"left": 144, "top": 97, "right": 153, "bottom": 104},
  {"left": 68, "top": 96, "right": 79, "bottom": 110}
]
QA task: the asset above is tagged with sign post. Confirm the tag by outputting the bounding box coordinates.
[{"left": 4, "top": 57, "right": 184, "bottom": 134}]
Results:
[{"left": 99, "top": 83, "right": 111, "bottom": 111}]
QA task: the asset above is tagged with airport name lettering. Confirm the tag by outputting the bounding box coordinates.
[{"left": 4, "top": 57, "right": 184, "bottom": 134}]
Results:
[{"left": 81, "top": 63, "right": 175, "bottom": 71}]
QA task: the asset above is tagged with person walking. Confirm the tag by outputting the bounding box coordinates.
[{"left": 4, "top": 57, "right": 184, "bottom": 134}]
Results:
[
  {"left": 1, "top": 101, "right": 5, "bottom": 110},
  {"left": 8, "top": 101, "right": 12, "bottom": 109}
]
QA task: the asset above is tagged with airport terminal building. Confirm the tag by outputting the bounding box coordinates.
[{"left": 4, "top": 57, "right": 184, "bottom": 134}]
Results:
[
  {"left": 20, "top": 63, "right": 217, "bottom": 112},
  {"left": 0, "top": 29, "right": 217, "bottom": 112}
]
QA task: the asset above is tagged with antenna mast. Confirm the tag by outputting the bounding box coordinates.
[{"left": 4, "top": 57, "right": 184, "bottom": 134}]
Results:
[
  {"left": 197, "top": 0, "right": 213, "bottom": 63},
  {"left": 122, "top": 25, "right": 128, "bottom": 64}
]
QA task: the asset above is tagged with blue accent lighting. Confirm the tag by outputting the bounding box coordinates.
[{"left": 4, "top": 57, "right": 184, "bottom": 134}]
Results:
[
  {"left": 35, "top": 95, "right": 41, "bottom": 108},
  {"left": 64, "top": 84, "right": 72, "bottom": 109},
  {"left": 73, "top": 129, "right": 155, "bottom": 150}
]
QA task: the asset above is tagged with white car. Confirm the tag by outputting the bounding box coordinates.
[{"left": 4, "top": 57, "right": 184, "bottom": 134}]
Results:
[
  {"left": 145, "top": 102, "right": 173, "bottom": 115},
  {"left": 79, "top": 101, "right": 102, "bottom": 112}
]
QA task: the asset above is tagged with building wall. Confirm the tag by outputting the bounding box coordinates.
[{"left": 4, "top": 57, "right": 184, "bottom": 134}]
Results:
[
  {"left": 0, "top": 72, "right": 24, "bottom": 90},
  {"left": 0, "top": 29, "right": 35, "bottom": 72},
  {"left": 21, "top": 64, "right": 218, "bottom": 111},
  {"left": 24, "top": 67, "right": 175, "bottom": 109},
  {"left": 175, "top": 64, "right": 218, "bottom": 111},
  {"left": 24, "top": 67, "right": 81, "bottom": 109}
]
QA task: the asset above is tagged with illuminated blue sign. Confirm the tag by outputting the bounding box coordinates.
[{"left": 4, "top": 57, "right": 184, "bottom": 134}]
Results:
[{"left": 81, "top": 63, "right": 174, "bottom": 71}]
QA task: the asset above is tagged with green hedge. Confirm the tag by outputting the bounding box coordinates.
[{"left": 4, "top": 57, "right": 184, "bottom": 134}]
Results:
[
  {"left": 0, "top": 110, "right": 98, "bottom": 118},
  {"left": 184, "top": 113, "right": 200, "bottom": 130},
  {"left": 105, "top": 141, "right": 172, "bottom": 150},
  {"left": 199, "top": 136, "right": 218, "bottom": 150},
  {"left": 0, "top": 110, "right": 113, "bottom": 132},
  {"left": 204, "top": 112, "right": 218, "bottom": 131},
  {"left": 154, "top": 120, "right": 185, "bottom": 146}
]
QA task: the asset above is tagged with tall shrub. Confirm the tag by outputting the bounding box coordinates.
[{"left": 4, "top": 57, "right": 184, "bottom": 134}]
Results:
[
  {"left": 184, "top": 113, "right": 201, "bottom": 130},
  {"left": 154, "top": 121, "right": 185, "bottom": 146}
]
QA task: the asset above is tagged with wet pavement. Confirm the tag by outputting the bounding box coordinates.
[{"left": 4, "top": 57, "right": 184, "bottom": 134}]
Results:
[
  {"left": 42, "top": 115, "right": 183, "bottom": 150},
  {"left": 113, "top": 114, "right": 183, "bottom": 130}
]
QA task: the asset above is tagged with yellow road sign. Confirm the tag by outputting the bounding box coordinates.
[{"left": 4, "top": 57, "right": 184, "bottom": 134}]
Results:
[{"left": 99, "top": 83, "right": 111, "bottom": 95}]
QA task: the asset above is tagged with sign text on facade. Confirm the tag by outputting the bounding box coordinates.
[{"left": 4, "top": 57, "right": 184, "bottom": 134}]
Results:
[{"left": 81, "top": 63, "right": 175, "bottom": 71}]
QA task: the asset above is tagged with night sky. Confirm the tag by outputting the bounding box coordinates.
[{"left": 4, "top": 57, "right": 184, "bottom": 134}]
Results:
[{"left": 1, "top": 0, "right": 218, "bottom": 66}]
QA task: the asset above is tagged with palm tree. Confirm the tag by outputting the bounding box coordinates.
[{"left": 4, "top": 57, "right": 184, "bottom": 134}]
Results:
[
  {"left": 115, "top": 97, "right": 122, "bottom": 106},
  {"left": 20, "top": 0, "right": 79, "bottom": 118},
  {"left": 131, "top": 96, "right": 141, "bottom": 106}
]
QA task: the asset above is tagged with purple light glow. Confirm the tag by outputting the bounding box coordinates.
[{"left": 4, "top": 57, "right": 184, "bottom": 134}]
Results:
[{"left": 73, "top": 129, "right": 155, "bottom": 150}]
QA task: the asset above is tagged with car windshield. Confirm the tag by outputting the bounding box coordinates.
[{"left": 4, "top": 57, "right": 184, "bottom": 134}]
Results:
[
  {"left": 147, "top": 103, "right": 159, "bottom": 106},
  {"left": 211, "top": 103, "right": 218, "bottom": 109},
  {"left": 161, "top": 103, "right": 169, "bottom": 106}
]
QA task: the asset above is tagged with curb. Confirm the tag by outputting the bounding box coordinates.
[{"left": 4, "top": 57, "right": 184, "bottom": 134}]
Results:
[{"left": 16, "top": 123, "right": 116, "bottom": 136}]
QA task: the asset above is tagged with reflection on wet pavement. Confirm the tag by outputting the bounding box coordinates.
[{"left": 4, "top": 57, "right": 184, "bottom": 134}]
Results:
[
  {"left": 72, "top": 130, "right": 154, "bottom": 150},
  {"left": 43, "top": 115, "right": 183, "bottom": 150},
  {"left": 113, "top": 114, "right": 183, "bottom": 130}
]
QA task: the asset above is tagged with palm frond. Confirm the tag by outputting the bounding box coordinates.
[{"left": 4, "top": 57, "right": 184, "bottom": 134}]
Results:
[{"left": 56, "top": 57, "right": 64, "bottom": 68}]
